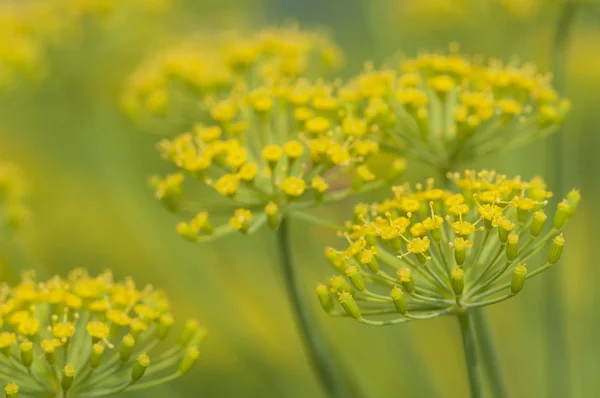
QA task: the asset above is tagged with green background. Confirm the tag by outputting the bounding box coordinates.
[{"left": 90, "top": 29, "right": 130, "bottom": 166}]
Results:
[{"left": 1, "top": 0, "right": 598, "bottom": 396}]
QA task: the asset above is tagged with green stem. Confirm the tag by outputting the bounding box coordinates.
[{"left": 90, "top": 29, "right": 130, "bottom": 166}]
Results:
[
  {"left": 275, "top": 217, "right": 361, "bottom": 398},
  {"left": 457, "top": 312, "right": 484, "bottom": 398},
  {"left": 472, "top": 309, "right": 509, "bottom": 398},
  {"left": 545, "top": 3, "right": 579, "bottom": 397}
]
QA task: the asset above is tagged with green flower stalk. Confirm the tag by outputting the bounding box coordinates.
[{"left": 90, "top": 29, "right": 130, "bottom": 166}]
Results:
[
  {"left": 0, "top": 269, "right": 205, "bottom": 397},
  {"left": 338, "top": 45, "right": 569, "bottom": 169},
  {"left": 317, "top": 170, "right": 579, "bottom": 396}
]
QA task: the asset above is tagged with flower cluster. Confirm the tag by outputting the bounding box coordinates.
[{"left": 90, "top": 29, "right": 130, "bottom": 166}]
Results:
[
  {"left": 0, "top": 269, "right": 204, "bottom": 397},
  {"left": 316, "top": 170, "right": 579, "bottom": 326},
  {"left": 151, "top": 78, "right": 407, "bottom": 242},
  {"left": 121, "top": 25, "right": 344, "bottom": 127},
  {"left": 0, "top": 0, "right": 173, "bottom": 91},
  {"left": 0, "top": 162, "right": 29, "bottom": 230},
  {"left": 338, "top": 45, "right": 569, "bottom": 168}
]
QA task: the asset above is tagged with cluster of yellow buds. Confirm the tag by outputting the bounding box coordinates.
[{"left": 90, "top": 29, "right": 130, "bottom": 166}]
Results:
[
  {"left": 121, "top": 25, "right": 344, "bottom": 124},
  {"left": 0, "top": 268, "right": 204, "bottom": 397},
  {"left": 0, "top": 162, "right": 29, "bottom": 230},
  {"left": 151, "top": 77, "right": 407, "bottom": 241},
  {"left": 316, "top": 170, "right": 579, "bottom": 326},
  {"left": 338, "top": 44, "right": 570, "bottom": 168}
]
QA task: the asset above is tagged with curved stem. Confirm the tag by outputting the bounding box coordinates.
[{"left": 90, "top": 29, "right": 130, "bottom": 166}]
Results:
[
  {"left": 458, "top": 312, "right": 484, "bottom": 398},
  {"left": 275, "top": 217, "right": 361, "bottom": 398},
  {"left": 472, "top": 309, "right": 509, "bottom": 398}
]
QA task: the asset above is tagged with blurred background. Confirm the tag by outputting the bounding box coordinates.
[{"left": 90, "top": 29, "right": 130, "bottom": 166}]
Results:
[{"left": 1, "top": 0, "right": 598, "bottom": 397}]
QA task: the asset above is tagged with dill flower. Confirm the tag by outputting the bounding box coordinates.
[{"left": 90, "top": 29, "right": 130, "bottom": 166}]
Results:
[
  {"left": 121, "top": 25, "right": 344, "bottom": 126},
  {"left": 317, "top": 170, "right": 579, "bottom": 326},
  {"left": 0, "top": 269, "right": 205, "bottom": 397},
  {"left": 339, "top": 45, "right": 570, "bottom": 169},
  {"left": 0, "top": 162, "right": 29, "bottom": 230},
  {"left": 150, "top": 77, "right": 406, "bottom": 242}
]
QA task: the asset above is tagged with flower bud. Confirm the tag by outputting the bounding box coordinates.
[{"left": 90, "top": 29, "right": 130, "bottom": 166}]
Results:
[
  {"left": 338, "top": 292, "right": 361, "bottom": 320},
  {"left": 359, "top": 249, "right": 379, "bottom": 273},
  {"left": 180, "top": 320, "right": 200, "bottom": 346},
  {"left": 90, "top": 342, "right": 104, "bottom": 369},
  {"left": 511, "top": 264, "right": 527, "bottom": 294},
  {"left": 325, "top": 248, "right": 345, "bottom": 273},
  {"left": 452, "top": 238, "right": 471, "bottom": 266},
  {"left": 451, "top": 267, "right": 465, "bottom": 296},
  {"left": 316, "top": 284, "right": 334, "bottom": 313},
  {"left": 120, "top": 334, "right": 136, "bottom": 362},
  {"left": 265, "top": 202, "right": 279, "bottom": 231},
  {"left": 132, "top": 354, "right": 150, "bottom": 382},
  {"left": 506, "top": 233, "right": 519, "bottom": 261},
  {"left": 553, "top": 201, "right": 571, "bottom": 229},
  {"left": 329, "top": 275, "right": 354, "bottom": 294},
  {"left": 397, "top": 267, "right": 414, "bottom": 293},
  {"left": 4, "top": 383, "right": 18, "bottom": 398},
  {"left": 548, "top": 235, "right": 565, "bottom": 264},
  {"left": 179, "top": 346, "right": 200, "bottom": 375},
  {"left": 391, "top": 287, "right": 407, "bottom": 315},
  {"left": 531, "top": 211, "right": 547, "bottom": 237},
  {"left": 345, "top": 266, "right": 366, "bottom": 292},
  {"left": 62, "top": 365, "right": 74, "bottom": 391},
  {"left": 156, "top": 313, "right": 174, "bottom": 340},
  {"left": 567, "top": 189, "right": 581, "bottom": 213},
  {"left": 20, "top": 341, "right": 33, "bottom": 368}
]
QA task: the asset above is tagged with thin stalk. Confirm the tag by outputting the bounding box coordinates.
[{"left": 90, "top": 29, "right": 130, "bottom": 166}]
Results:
[
  {"left": 275, "top": 216, "right": 361, "bottom": 398},
  {"left": 545, "top": 3, "right": 579, "bottom": 398},
  {"left": 457, "top": 311, "right": 484, "bottom": 398},
  {"left": 472, "top": 309, "right": 509, "bottom": 398}
]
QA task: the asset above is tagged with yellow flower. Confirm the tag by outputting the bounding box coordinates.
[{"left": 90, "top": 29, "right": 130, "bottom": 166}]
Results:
[{"left": 280, "top": 177, "right": 307, "bottom": 197}]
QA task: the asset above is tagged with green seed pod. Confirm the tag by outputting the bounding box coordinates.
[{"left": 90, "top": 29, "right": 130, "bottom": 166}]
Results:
[
  {"left": 517, "top": 207, "right": 530, "bottom": 224},
  {"left": 20, "top": 341, "right": 33, "bottom": 368},
  {"left": 265, "top": 202, "right": 279, "bottom": 231},
  {"left": 548, "top": 235, "right": 565, "bottom": 264},
  {"left": 511, "top": 264, "right": 528, "bottom": 294},
  {"left": 391, "top": 287, "right": 407, "bottom": 315},
  {"left": 346, "top": 266, "right": 366, "bottom": 292},
  {"left": 498, "top": 226, "right": 509, "bottom": 243},
  {"left": 531, "top": 210, "right": 547, "bottom": 237},
  {"left": 506, "top": 233, "right": 519, "bottom": 261},
  {"left": 316, "top": 284, "right": 334, "bottom": 313},
  {"left": 398, "top": 267, "right": 414, "bottom": 293},
  {"left": 62, "top": 365, "right": 74, "bottom": 391},
  {"left": 454, "top": 246, "right": 466, "bottom": 266},
  {"left": 430, "top": 227, "right": 442, "bottom": 242},
  {"left": 132, "top": 354, "right": 150, "bottom": 382},
  {"left": 120, "top": 334, "right": 136, "bottom": 362},
  {"left": 338, "top": 292, "right": 361, "bottom": 320},
  {"left": 4, "top": 383, "right": 18, "bottom": 398},
  {"left": 451, "top": 267, "right": 465, "bottom": 296},
  {"left": 156, "top": 313, "right": 174, "bottom": 340},
  {"left": 180, "top": 320, "right": 200, "bottom": 346},
  {"left": 90, "top": 343, "right": 104, "bottom": 369},
  {"left": 179, "top": 346, "right": 200, "bottom": 375},
  {"left": 553, "top": 201, "right": 571, "bottom": 229}
]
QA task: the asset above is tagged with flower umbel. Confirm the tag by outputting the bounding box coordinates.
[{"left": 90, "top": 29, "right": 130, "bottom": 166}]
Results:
[
  {"left": 340, "top": 44, "right": 570, "bottom": 168},
  {"left": 317, "top": 170, "right": 579, "bottom": 326},
  {"left": 0, "top": 269, "right": 205, "bottom": 396}
]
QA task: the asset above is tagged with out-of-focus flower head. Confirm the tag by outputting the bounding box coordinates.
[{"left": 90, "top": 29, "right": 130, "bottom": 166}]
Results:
[
  {"left": 0, "top": 268, "right": 204, "bottom": 397},
  {"left": 339, "top": 44, "right": 570, "bottom": 168},
  {"left": 121, "top": 25, "right": 345, "bottom": 129},
  {"left": 0, "top": 162, "right": 29, "bottom": 230},
  {"left": 316, "top": 170, "right": 579, "bottom": 326},
  {"left": 0, "top": 0, "right": 175, "bottom": 91},
  {"left": 150, "top": 76, "right": 407, "bottom": 242}
]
